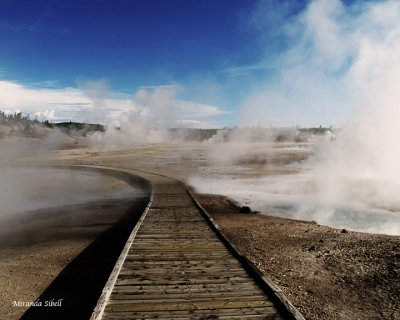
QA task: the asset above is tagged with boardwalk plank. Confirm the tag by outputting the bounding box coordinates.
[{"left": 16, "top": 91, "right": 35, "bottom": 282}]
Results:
[
  {"left": 105, "top": 299, "right": 275, "bottom": 312},
  {"left": 102, "top": 307, "right": 283, "bottom": 320}
]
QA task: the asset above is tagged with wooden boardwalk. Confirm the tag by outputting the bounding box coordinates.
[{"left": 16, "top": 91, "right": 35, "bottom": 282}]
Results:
[{"left": 88, "top": 166, "right": 303, "bottom": 320}]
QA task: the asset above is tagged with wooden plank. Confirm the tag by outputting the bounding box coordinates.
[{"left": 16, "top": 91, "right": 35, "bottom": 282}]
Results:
[
  {"left": 118, "top": 269, "right": 249, "bottom": 279},
  {"left": 108, "top": 294, "right": 269, "bottom": 304},
  {"left": 125, "top": 254, "right": 235, "bottom": 262},
  {"left": 117, "top": 271, "right": 252, "bottom": 280},
  {"left": 115, "top": 277, "right": 258, "bottom": 286},
  {"left": 110, "top": 289, "right": 265, "bottom": 298},
  {"left": 105, "top": 300, "right": 275, "bottom": 312},
  {"left": 120, "top": 264, "right": 245, "bottom": 272},
  {"left": 129, "top": 246, "right": 228, "bottom": 253},
  {"left": 136, "top": 230, "right": 212, "bottom": 235},
  {"left": 111, "top": 282, "right": 261, "bottom": 294},
  {"left": 119, "top": 265, "right": 246, "bottom": 272},
  {"left": 132, "top": 237, "right": 223, "bottom": 242},
  {"left": 121, "top": 260, "right": 243, "bottom": 269},
  {"left": 131, "top": 240, "right": 223, "bottom": 246},
  {"left": 102, "top": 307, "right": 282, "bottom": 320},
  {"left": 109, "top": 292, "right": 268, "bottom": 301}
]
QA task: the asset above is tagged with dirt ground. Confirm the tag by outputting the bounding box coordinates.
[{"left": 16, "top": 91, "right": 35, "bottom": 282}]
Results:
[
  {"left": 0, "top": 197, "right": 148, "bottom": 320},
  {"left": 195, "top": 193, "right": 400, "bottom": 320}
]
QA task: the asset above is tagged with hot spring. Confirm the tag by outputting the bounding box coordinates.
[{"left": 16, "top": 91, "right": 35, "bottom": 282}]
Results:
[
  {"left": 0, "top": 166, "right": 139, "bottom": 217},
  {"left": 190, "top": 171, "right": 400, "bottom": 236}
]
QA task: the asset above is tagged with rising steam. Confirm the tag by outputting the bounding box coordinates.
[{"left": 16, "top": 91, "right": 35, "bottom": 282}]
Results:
[
  {"left": 88, "top": 85, "right": 226, "bottom": 149},
  {"left": 190, "top": 0, "right": 400, "bottom": 235}
]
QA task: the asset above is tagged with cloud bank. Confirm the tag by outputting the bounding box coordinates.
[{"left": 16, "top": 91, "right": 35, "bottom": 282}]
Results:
[{"left": 0, "top": 80, "right": 226, "bottom": 129}]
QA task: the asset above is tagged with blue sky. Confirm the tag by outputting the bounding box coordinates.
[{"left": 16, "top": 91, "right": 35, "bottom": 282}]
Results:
[
  {"left": 1, "top": 0, "right": 399, "bottom": 127},
  {"left": 1, "top": 1, "right": 258, "bottom": 88}
]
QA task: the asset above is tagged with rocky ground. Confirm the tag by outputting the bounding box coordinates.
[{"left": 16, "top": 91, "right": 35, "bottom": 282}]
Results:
[{"left": 195, "top": 193, "right": 400, "bottom": 320}]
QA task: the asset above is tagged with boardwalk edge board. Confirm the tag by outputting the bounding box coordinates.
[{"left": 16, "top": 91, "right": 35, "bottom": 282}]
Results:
[
  {"left": 88, "top": 170, "right": 154, "bottom": 320},
  {"left": 185, "top": 187, "right": 306, "bottom": 320}
]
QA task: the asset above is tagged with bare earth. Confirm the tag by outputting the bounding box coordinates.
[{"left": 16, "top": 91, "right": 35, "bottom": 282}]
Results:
[
  {"left": 0, "top": 196, "right": 148, "bottom": 320},
  {"left": 195, "top": 193, "right": 400, "bottom": 320},
  {"left": 1, "top": 142, "right": 399, "bottom": 319}
]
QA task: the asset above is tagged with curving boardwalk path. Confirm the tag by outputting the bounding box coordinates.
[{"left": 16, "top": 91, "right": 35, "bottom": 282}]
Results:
[{"left": 86, "top": 166, "right": 303, "bottom": 320}]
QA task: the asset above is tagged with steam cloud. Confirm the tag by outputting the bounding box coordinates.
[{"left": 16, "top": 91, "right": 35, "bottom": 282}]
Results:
[
  {"left": 190, "top": 0, "right": 400, "bottom": 235},
  {"left": 297, "top": 0, "right": 400, "bottom": 234},
  {"left": 89, "top": 86, "right": 226, "bottom": 149},
  {"left": 239, "top": 0, "right": 400, "bottom": 127}
]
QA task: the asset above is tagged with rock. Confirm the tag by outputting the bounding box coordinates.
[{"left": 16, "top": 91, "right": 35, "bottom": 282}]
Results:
[
  {"left": 308, "top": 245, "right": 316, "bottom": 251},
  {"left": 341, "top": 229, "right": 348, "bottom": 233},
  {"left": 239, "top": 206, "right": 251, "bottom": 213}
]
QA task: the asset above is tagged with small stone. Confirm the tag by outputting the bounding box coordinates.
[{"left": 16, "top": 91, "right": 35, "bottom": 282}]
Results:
[
  {"left": 239, "top": 206, "right": 251, "bottom": 213},
  {"left": 308, "top": 245, "right": 316, "bottom": 251},
  {"left": 341, "top": 229, "right": 348, "bottom": 233}
]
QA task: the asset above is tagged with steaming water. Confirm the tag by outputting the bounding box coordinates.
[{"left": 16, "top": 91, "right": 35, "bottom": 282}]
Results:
[
  {"left": 0, "top": 167, "right": 139, "bottom": 216},
  {"left": 190, "top": 172, "right": 400, "bottom": 235}
]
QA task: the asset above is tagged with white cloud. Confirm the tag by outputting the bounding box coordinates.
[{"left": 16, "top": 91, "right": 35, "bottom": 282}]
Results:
[
  {"left": 175, "top": 119, "right": 221, "bottom": 129},
  {"left": 34, "top": 109, "right": 55, "bottom": 121},
  {"left": 139, "top": 84, "right": 178, "bottom": 90},
  {"left": 0, "top": 80, "right": 225, "bottom": 127},
  {"left": 175, "top": 100, "right": 227, "bottom": 119},
  {"left": 0, "top": 81, "right": 90, "bottom": 121}
]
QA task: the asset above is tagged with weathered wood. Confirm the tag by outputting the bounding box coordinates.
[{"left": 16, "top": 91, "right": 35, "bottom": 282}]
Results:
[
  {"left": 125, "top": 254, "right": 234, "bottom": 262},
  {"left": 108, "top": 294, "right": 270, "bottom": 304},
  {"left": 105, "top": 299, "right": 275, "bottom": 312},
  {"left": 115, "top": 276, "right": 257, "bottom": 286},
  {"left": 84, "top": 165, "right": 303, "bottom": 320},
  {"left": 102, "top": 307, "right": 283, "bottom": 320},
  {"left": 117, "top": 269, "right": 249, "bottom": 279},
  {"left": 110, "top": 290, "right": 265, "bottom": 299},
  {"left": 111, "top": 282, "right": 261, "bottom": 294}
]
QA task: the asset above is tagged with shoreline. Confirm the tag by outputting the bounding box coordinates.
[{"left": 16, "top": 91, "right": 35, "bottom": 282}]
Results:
[{"left": 194, "top": 192, "right": 400, "bottom": 320}]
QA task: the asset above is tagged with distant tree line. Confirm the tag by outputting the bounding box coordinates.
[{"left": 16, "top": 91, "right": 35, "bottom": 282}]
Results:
[
  {"left": 0, "top": 111, "right": 38, "bottom": 126},
  {"left": 0, "top": 110, "right": 104, "bottom": 138}
]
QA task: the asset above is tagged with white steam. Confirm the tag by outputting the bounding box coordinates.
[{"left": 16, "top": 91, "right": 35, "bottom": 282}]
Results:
[
  {"left": 190, "top": 0, "right": 400, "bottom": 235},
  {"left": 89, "top": 86, "right": 226, "bottom": 149},
  {"left": 240, "top": 0, "right": 400, "bottom": 127},
  {"left": 303, "top": 0, "right": 400, "bottom": 233},
  {"left": 0, "top": 166, "right": 135, "bottom": 217}
]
